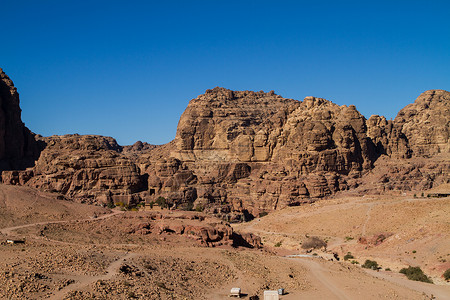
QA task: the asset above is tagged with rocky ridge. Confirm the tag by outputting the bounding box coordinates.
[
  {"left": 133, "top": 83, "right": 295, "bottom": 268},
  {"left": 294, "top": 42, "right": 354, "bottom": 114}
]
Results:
[{"left": 0, "top": 67, "right": 448, "bottom": 221}]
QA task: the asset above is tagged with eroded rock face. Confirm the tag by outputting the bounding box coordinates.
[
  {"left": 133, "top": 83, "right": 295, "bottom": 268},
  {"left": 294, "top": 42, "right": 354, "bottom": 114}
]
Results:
[
  {"left": 0, "top": 68, "right": 40, "bottom": 171},
  {"left": 395, "top": 90, "right": 449, "bottom": 157},
  {"left": 141, "top": 88, "right": 449, "bottom": 219},
  {"left": 1, "top": 72, "right": 448, "bottom": 221},
  {"left": 157, "top": 88, "right": 381, "bottom": 217},
  {"left": 3, "top": 134, "right": 147, "bottom": 205}
]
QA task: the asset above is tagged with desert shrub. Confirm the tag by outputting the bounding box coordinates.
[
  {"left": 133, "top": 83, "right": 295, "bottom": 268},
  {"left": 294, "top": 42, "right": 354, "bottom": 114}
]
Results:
[
  {"left": 399, "top": 266, "right": 433, "bottom": 283},
  {"left": 350, "top": 260, "right": 359, "bottom": 264},
  {"left": 185, "top": 202, "right": 194, "bottom": 211},
  {"left": 362, "top": 260, "right": 379, "bottom": 270},
  {"left": 301, "top": 236, "right": 327, "bottom": 250},
  {"left": 274, "top": 241, "right": 282, "bottom": 247},
  {"left": 444, "top": 269, "right": 450, "bottom": 281},
  {"left": 344, "top": 252, "right": 354, "bottom": 261},
  {"left": 155, "top": 196, "right": 167, "bottom": 209},
  {"left": 195, "top": 204, "right": 204, "bottom": 212},
  {"left": 412, "top": 250, "right": 417, "bottom": 253},
  {"left": 107, "top": 202, "right": 116, "bottom": 209},
  {"left": 345, "top": 236, "right": 354, "bottom": 241},
  {"left": 259, "top": 211, "right": 268, "bottom": 217}
]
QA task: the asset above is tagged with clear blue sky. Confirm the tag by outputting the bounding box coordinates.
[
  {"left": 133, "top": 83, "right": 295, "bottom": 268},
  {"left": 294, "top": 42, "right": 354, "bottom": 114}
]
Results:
[{"left": 2, "top": 0, "right": 449, "bottom": 145}]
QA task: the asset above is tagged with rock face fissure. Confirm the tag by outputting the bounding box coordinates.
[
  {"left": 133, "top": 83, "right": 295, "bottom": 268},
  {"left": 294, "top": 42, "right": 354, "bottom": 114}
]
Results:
[{"left": 0, "top": 69, "right": 448, "bottom": 221}]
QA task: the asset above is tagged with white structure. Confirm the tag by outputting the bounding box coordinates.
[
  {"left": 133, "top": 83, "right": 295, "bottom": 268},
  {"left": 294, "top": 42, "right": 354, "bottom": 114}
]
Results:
[
  {"left": 264, "top": 290, "right": 279, "bottom": 300},
  {"left": 229, "top": 287, "right": 241, "bottom": 297}
]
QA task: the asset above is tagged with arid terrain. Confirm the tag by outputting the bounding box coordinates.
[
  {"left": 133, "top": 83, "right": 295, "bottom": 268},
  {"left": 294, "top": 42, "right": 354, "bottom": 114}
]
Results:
[
  {"left": 1, "top": 183, "right": 449, "bottom": 299},
  {"left": 0, "top": 67, "right": 449, "bottom": 299}
]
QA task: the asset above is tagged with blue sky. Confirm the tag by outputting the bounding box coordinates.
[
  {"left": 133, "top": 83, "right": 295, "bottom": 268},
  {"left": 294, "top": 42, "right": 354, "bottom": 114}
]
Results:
[{"left": 2, "top": 1, "right": 449, "bottom": 145}]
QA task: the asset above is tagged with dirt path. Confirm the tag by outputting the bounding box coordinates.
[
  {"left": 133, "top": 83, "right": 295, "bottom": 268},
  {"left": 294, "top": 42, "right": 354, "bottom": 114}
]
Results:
[
  {"left": 0, "top": 210, "right": 124, "bottom": 236},
  {"left": 49, "top": 252, "right": 137, "bottom": 300},
  {"left": 361, "top": 203, "right": 373, "bottom": 236},
  {"left": 285, "top": 257, "right": 351, "bottom": 300}
]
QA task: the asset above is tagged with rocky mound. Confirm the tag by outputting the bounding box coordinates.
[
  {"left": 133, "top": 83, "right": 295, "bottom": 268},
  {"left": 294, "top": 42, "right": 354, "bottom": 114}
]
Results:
[
  {"left": 2, "top": 134, "right": 148, "bottom": 205},
  {"left": 0, "top": 68, "right": 40, "bottom": 171}
]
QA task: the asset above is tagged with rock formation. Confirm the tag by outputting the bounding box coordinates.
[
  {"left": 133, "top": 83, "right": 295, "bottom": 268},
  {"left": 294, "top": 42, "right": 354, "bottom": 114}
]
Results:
[
  {"left": 0, "top": 67, "right": 448, "bottom": 221},
  {"left": 0, "top": 68, "right": 40, "bottom": 171},
  {"left": 2, "top": 134, "right": 148, "bottom": 205},
  {"left": 136, "top": 88, "right": 449, "bottom": 219}
]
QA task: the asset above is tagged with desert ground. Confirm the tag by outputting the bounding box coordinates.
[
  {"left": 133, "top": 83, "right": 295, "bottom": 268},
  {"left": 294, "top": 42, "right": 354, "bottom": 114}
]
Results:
[{"left": 1, "top": 183, "right": 449, "bottom": 300}]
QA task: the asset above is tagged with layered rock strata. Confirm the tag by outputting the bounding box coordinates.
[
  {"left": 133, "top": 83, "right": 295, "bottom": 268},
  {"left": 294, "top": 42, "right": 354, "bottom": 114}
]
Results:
[
  {"left": 3, "top": 134, "right": 148, "bottom": 205},
  {"left": 0, "top": 67, "right": 448, "bottom": 221},
  {"left": 137, "top": 88, "right": 449, "bottom": 220}
]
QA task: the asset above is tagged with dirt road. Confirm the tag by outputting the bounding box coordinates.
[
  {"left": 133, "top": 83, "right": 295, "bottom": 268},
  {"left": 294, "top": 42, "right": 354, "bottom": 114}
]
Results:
[{"left": 283, "top": 257, "right": 352, "bottom": 300}]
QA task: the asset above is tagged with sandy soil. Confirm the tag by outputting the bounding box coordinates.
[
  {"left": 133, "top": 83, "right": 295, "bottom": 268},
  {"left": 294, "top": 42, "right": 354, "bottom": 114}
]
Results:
[{"left": 0, "top": 183, "right": 448, "bottom": 299}]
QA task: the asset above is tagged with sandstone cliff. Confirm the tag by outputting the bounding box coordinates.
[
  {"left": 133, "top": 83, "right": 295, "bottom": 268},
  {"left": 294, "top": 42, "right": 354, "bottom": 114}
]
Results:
[
  {"left": 125, "top": 88, "right": 447, "bottom": 221},
  {"left": 1, "top": 68, "right": 448, "bottom": 221},
  {"left": 0, "top": 68, "right": 40, "bottom": 171}
]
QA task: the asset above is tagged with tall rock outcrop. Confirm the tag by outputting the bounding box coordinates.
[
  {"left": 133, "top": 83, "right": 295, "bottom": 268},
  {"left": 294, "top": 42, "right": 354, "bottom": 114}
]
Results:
[
  {"left": 140, "top": 88, "right": 448, "bottom": 220},
  {"left": 363, "top": 90, "right": 449, "bottom": 193},
  {"left": 394, "top": 89, "right": 449, "bottom": 157},
  {"left": 0, "top": 68, "right": 40, "bottom": 171},
  {"left": 151, "top": 88, "right": 381, "bottom": 218}
]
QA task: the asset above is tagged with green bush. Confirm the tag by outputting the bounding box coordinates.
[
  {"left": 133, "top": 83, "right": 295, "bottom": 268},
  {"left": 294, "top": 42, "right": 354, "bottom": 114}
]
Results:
[
  {"left": 155, "top": 196, "right": 167, "bottom": 209},
  {"left": 259, "top": 211, "right": 268, "bottom": 217},
  {"left": 444, "top": 269, "right": 450, "bottom": 281},
  {"left": 185, "top": 202, "right": 194, "bottom": 211},
  {"left": 274, "top": 241, "right": 282, "bottom": 247},
  {"left": 350, "top": 260, "right": 359, "bottom": 264},
  {"left": 344, "top": 252, "right": 354, "bottom": 261},
  {"left": 195, "top": 204, "right": 204, "bottom": 212},
  {"left": 399, "top": 266, "right": 433, "bottom": 283},
  {"left": 362, "top": 260, "right": 379, "bottom": 270}
]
